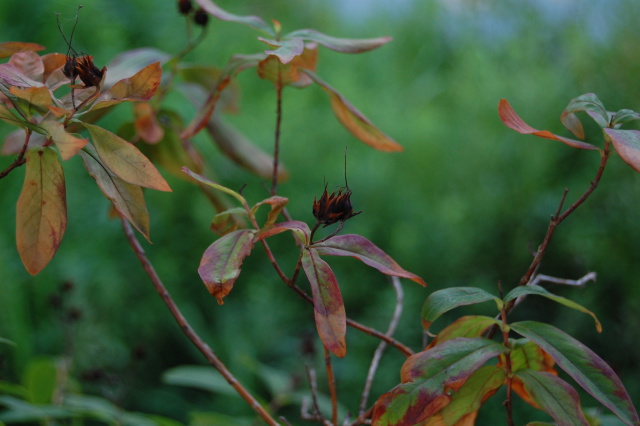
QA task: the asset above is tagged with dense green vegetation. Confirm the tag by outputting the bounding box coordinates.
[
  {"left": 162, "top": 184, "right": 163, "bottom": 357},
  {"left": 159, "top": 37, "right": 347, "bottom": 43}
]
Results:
[{"left": 1, "top": 0, "right": 639, "bottom": 423}]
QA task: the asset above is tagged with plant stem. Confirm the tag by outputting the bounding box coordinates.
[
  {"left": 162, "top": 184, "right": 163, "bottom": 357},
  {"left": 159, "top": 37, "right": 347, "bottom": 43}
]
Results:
[
  {"left": 324, "top": 346, "right": 338, "bottom": 425},
  {"left": 119, "top": 216, "right": 280, "bottom": 426},
  {"left": 500, "top": 304, "right": 515, "bottom": 426},
  {"left": 0, "top": 129, "right": 31, "bottom": 180},
  {"left": 271, "top": 68, "right": 283, "bottom": 196}
]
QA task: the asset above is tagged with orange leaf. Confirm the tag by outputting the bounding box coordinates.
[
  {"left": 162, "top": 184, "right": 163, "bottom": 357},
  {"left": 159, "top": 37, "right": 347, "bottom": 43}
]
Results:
[
  {"left": 16, "top": 148, "right": 67, "bottom": 275},
  {"left": 40, "top": 120, "right": 88, "bottom": 161},
  {"left": 134, "top": 102, "right": 164, "bottom": 144},
  {"left": 92, "top": 62, "right": 162, "bottom": 110},
  {"left": 10, "top": 86, "right": 53, "bottom": 108},
  {"left": 0, "top": 42, "right": 44, "bottom": 59}
]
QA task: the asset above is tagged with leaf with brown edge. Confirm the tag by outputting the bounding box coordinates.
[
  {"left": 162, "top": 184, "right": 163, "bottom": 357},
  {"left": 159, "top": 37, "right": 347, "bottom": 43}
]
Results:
[
  {"left": 79, "top": 143, "right": 150, "bottom": 241},
  {"left": 82, "top": 122, "right": 171, "bottom": 192},
  {"left": 194, "top": 0, "right": 274, "bottom": 36},
  {"left": 250, "top": 196, "right": 288, "bottom": 228},
  {"left": 301, "top": 248, "right": 347, "bottom": 358},
  {"left": 16, "top": 148, "right": 67, "bottom": 275},
  {"left": 284, "top": 29, "right": 392, "bottom": 54},
  {"left": 0, "top": 42, "right": 44, "bottom": 59},
  {"left": 91, "top": 62, "right": 162, "bottom": 111},
  {"left": 498, "top": 99, "right": 599, "bottom": 150},
  {"left": 198, "top": 229, "right": 256, "bottom": 304},
  {"left": 372, "top": 338, "right": 507, "bottom": 425},
  {"left": 311, "top": 234, "right": 425, "bottom": 286},
  {"left": 604, "top": 129, "right": 640, "bottom": 173},
  {"left": 301, "top": 69, "right": 403, "bottom": 152},
  {"left": 40, "top": 120, "right": 87, "bottom": 161}
]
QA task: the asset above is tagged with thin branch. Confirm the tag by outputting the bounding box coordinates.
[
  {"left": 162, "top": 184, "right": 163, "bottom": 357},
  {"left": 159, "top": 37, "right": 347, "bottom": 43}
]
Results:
[
  {"left": 119, "top": 215, "right": 279, "bottom": 426},
  {"left": 0, "top": 129, "right": 31, "bottom": 180},
  {"left": 324, "top": 346, "right": 338, "bottom": 425},
  {"left": 271, "top": 68, "right": 283, "bottom": 196},
  {"left": 356, "top": 276, "right": 404, "bottom": 422}
]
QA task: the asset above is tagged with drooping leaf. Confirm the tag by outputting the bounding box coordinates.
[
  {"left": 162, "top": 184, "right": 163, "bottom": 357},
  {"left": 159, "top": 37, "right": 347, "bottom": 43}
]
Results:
[
  {"left": 372, "top": 338, "right": 507, "bottom": 425},
  {"left": 423, "top": 365, "right": 506, "bottom": 426},
  {"left": 311, "top": 234, "right": 425, "bottom": 285},
  {"left": 193, "top": 0, "right": 274, "bottom": 36},
  {"left": 79, "top": 144, "right": 150, "bottom": 241},
  {"left": 82, "top": 122, "right": 171, "bottom": 192},
  {"left": 603, "top": 128, "right": 640, "bottom": 173},
  {"left": 198, "top": 229, "right": 256, "bottom": 304},
  {"left": 16, "top": 148, "right": 67, "bottom": 275},
  {"left": 426, "top": 315, "right": 502, "bottom": 349},
  {"left": 91, "top": 62, "right": 162, "bottom": 110},
  {"left": 561, "top": 93, "right": 610, "bottom": 129},
  {"left": 301, "top": 69, "right": 403, "bottom": 152},
  {"left": 611, "top": 109, "right": 640, "bottom": 126},
  {"left": 284, "top": 29, "right": 392, "bottom": 54},
  {"left": 257, "top": 54, "right": 301, "bottom": 86},
  {"left": 498, "top": 99, "right": 599, "bottom": 150},
  {"left": 504, "top": 285, "right": 602, "bottom": 332},
  {"left": 40, "top": 120, "right": 87, "bottom": 161},
  {"left": 0, "top": 42, "right": 44, "bottom": 59},
  {"left": 516, "top": 370, "right": 589, "bottom": 426},
  {"left": 250, "top": 196, "right": 288, "bottom": 228},
  {"left": 181, "top": 166, "right": 246, "bottom": 205},
  {"left": 134, "top": 102, "right": 164, "bottom": 144},
  {"left": 421, "top": 287, "right": 501, "bottom": 332},
  {"left": 255, "top": 220, "right": 311, "bottom": 247},
  {"left": 510, "top": 321, "right": 640, "bottom": 426},
  {"left": 301, "top": 248, "right": 346, "bottom": 357}
]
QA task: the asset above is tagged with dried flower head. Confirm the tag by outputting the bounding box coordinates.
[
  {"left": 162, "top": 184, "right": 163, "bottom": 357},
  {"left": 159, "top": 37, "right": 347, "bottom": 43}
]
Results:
[
  {"left": 178, "top": 0, "right": 193, "bottom": 15},
  {"left": 313, "top": 184, "right": 362, "bottom": 227}
]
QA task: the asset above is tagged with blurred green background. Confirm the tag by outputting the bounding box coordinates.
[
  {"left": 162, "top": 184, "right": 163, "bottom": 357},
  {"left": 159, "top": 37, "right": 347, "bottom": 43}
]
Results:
[{"left": 1, "top": 0, "right": 639, "bottom": 424}]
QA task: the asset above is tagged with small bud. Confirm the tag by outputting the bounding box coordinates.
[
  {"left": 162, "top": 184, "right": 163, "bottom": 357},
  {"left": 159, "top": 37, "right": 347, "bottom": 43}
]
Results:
[
  {"left": 194, "top": 8, "right": 209, "bottom": 27},
  {"left": 178, "top": 0, "right": 192, "bottom": 15},
  {"left": 312, "top": 184, "right": 362, "bottom": 227}
]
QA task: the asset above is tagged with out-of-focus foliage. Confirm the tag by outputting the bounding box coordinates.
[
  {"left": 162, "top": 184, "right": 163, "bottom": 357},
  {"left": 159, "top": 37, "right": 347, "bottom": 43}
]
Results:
[{"left": 1, "top": 0, "right": 640, "bottom": 423}]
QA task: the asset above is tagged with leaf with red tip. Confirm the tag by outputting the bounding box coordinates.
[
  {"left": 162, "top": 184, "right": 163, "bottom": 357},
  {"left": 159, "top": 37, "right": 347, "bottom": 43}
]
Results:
[
  {"left": 0, "top": 42, "right": 44, "bottom": 59},
  {"left": 16, "top": 148, "right": 67, "bottom": 275},
  {"left": 79, "top": 143, "right": 150, "bottom": 241},
  {"left": 604, "top": 129, "right": 640, "bottom": 174},
  {"left": 301, "top": 248, "right": 347, "bottom": 358},
  {"left": 301, "top": 69, "right": 403, "bottom": 152},
  {"left": 198, "top": 229, "right": 256, "bottom": 304},
  {"left": 498, "top": 99, "right": 599, "bottom": 150},
  {"left": 516, "top": 370, "right": 589, "bottom": 426},
  {"left": 40, "top": 120, "right": 87, "bottom": 161},
  {"left": 312, "top": 234, "right": 425, "bottom": 285},
  {"left": 284, "top": 29, "right": 392, "bottom": 53},
  {"left": 194, "top": 0, "right": 274, "bottom": 36},
  {"left": 511, "top": 321, "right": 640, "bottom": 425},
  {"left": 82, "top": 122, "right": 171, "bottom": 192}
]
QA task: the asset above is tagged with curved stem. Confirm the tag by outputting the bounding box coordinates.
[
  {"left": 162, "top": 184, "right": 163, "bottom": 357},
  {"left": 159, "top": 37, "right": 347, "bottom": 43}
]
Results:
[
  {"left": 119, "top": 216, "right": 279, "bottom": 426},
  {"left": 0, "top": 129, "right": 31, "bottom": 180}
]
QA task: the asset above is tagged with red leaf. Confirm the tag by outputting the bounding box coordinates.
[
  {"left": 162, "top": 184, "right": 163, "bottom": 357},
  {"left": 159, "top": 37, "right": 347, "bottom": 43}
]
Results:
[
  {"left": 312, "top": 234, "right": 425, "bottom": 286},
  {"left": 301, "top": 248, "right": 347, "bottom": 358},
  {"left": 256, "top": 220, "right": 310, "bottom": 246},
  {"left": 498, "top": 99, "right": 599, "bottom": 150}
]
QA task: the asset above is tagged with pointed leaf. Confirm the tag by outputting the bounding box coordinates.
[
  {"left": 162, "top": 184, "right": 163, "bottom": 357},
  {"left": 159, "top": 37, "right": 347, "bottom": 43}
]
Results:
[
  {"left": 194, "top": 0, "right": 274, "bottom": 35},
  {"left": 40, "top": 120, "right": 87, "bottom": 161},
  {"left": 604, "top": 128, "right": 640, "bottom": 173},
  {"left": 421, "top": 287, "right": 501, "bottom": 332},
  {"left": 16, "top": 148, "right": 67, "bottom": 275},
  {"left": 181, "top": 167, "right": 246, "bottom": 204},
  {"left": 301, "top": 248, "right": 346, "bottom": 357},
  {"left": 301, "top": 69, "right": 403, "bottom": 152},
  {"left": 0, "top": 42, "right": 44, "bottom": 59},
  {"left": 426, "top": 315, "right": 502, "bottom": 349},
  {"left": 258, "top": 37, "right": 304, "bottom": 64},
  {"left": 79, "top": 144, "right": 150, "bottom": 241},
  {"left": 210, "top": 207, "right": 247, "bottom": 236},
  {"left": 9, "top": 86, "right": 53, "bottom": 108},
  {"left": 424, "top": 365, "right": 506, "bottom": 426},
  {"left": 198, "top": 229, "right": 256, "bottom": 304},
  {"left": 611, "top": 109, "right": 640, "bottom": 126},
  {"left": 504, "top": 285, "right": 601, "bottom": 332},
  {"left": 250, "top": 196, "right": 288, "bottom": 228},
  {"left": 92, "top": 62, "right": 162, "bottom": 110},
  {"left": 284, "top": 29, "right": 392, "bottom": 53},
  {"left": 372, "top": 338, "right": 507, "bottom": 425},
  {"left": 561, "top": 93, "right": 609, "bottom": 129},
  {"left": 311, "top": 234, "right": 425, "bottom": 285},
  {"left": 104, "top": 47, "right": 171, "bottom": 87},
  {"left": 516, "top": 370, "right": 589, "bottom": 426},
  {"left": 510, "top": 321, "right": 639, "bottom": 425},
  {"left": 498, "top": 99, "right": 599, "bottom": 150},
  {"left": 256, "top": 220, "right": 310, "bottom": 246},
  {"left": 82, "top": 122, "right": 171, "bottom": 191},
  {"left": 0, "top": 63, "right": 44, "bottom": 88}
]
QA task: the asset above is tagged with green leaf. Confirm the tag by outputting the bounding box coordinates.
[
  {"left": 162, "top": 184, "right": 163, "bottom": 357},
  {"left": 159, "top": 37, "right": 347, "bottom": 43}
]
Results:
[
  {"left": 311, "top": 234, "right": 425, "bottom": 286},
  {"left": 0, "top": 104, "right": 43, "bottom": 133},
  {"left": 515, "top": 370, "right": 589, "bottom": 426},
  {"left": 198, "top": 229, "right": 256, "bottom": 304},
  {"left": 508, "top": 339, "right": 556, "bottom": 374},
  {"left": 0, "top": 396, "right": 72, "bottom": 422},
  {"left": 255, "top": 220, "right": 311, "bottom": 246},
  {"left": 258, "top": 37, "right": 304, "bottom": 64},
  {"left": 194, "top": 0, "right": 274, "bottom": 35},
  {"left": 16, "top": 148, "right": 67, "bottom": 275},
  {"left": 498, "top": 99, "right": 599, "bottom": 150},
  {"left": 510, "top": 321, "right": 640, "bottom": 425},
  {"left": 301, "top": 248, "right": 347, "bottom": 358},
  {"left": 426, "top": 315, "right": 502, "bottom": 348},
  {"left": 284, "top": 29, "right": 392, "bottom": 53},
  {"left": 603, "top": 128, "right": 640, "bottom": 173},
  {"left": 22, "top": 357, "right": 56, "bottom": 404},
  {"left": 79, "top": 144, "right": 150, "bottom": 241},
  {"left": 372, "top": 337, "right": 507, "bottom": 425},
  {"left": 210, "top": 207, "right": 247, "bottom": 236},
  {"left": 162, "top": 365, "right": 238, "bottom": 396},
  {"left": 611, "top": 109, "right": 640, "bottom": 126},
  {"left": 561, "top": 93, "right": 610, "bottom": 129},
  {"left": 421, "top": 287, "right": 501, "bottom": 332},
  {"left": 300, "top": 69, "right": 404, "bottom": 152},
  {"left": 181, "top": 167, "right": 247, "bottom": 205},
  {"left": 40, "top": 120, "right": 87, "bottom": 161},
  {"left": 504, "top": 285, "right": 602, "bottom": 332},
  {"left": 82, "top": 122, "right": 171, "bottom": 192}
]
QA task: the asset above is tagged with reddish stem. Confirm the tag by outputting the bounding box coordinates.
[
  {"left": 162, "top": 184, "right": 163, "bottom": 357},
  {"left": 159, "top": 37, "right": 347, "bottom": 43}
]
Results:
[
  {"left": 324, "top": 346, "right": 338, "bottom": 425},
  {"left": 0, "top": 130, "right": 31, "bottom": 180},
  {"left": 271, "top": 68, "right": 283, "bottom": 196}
]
